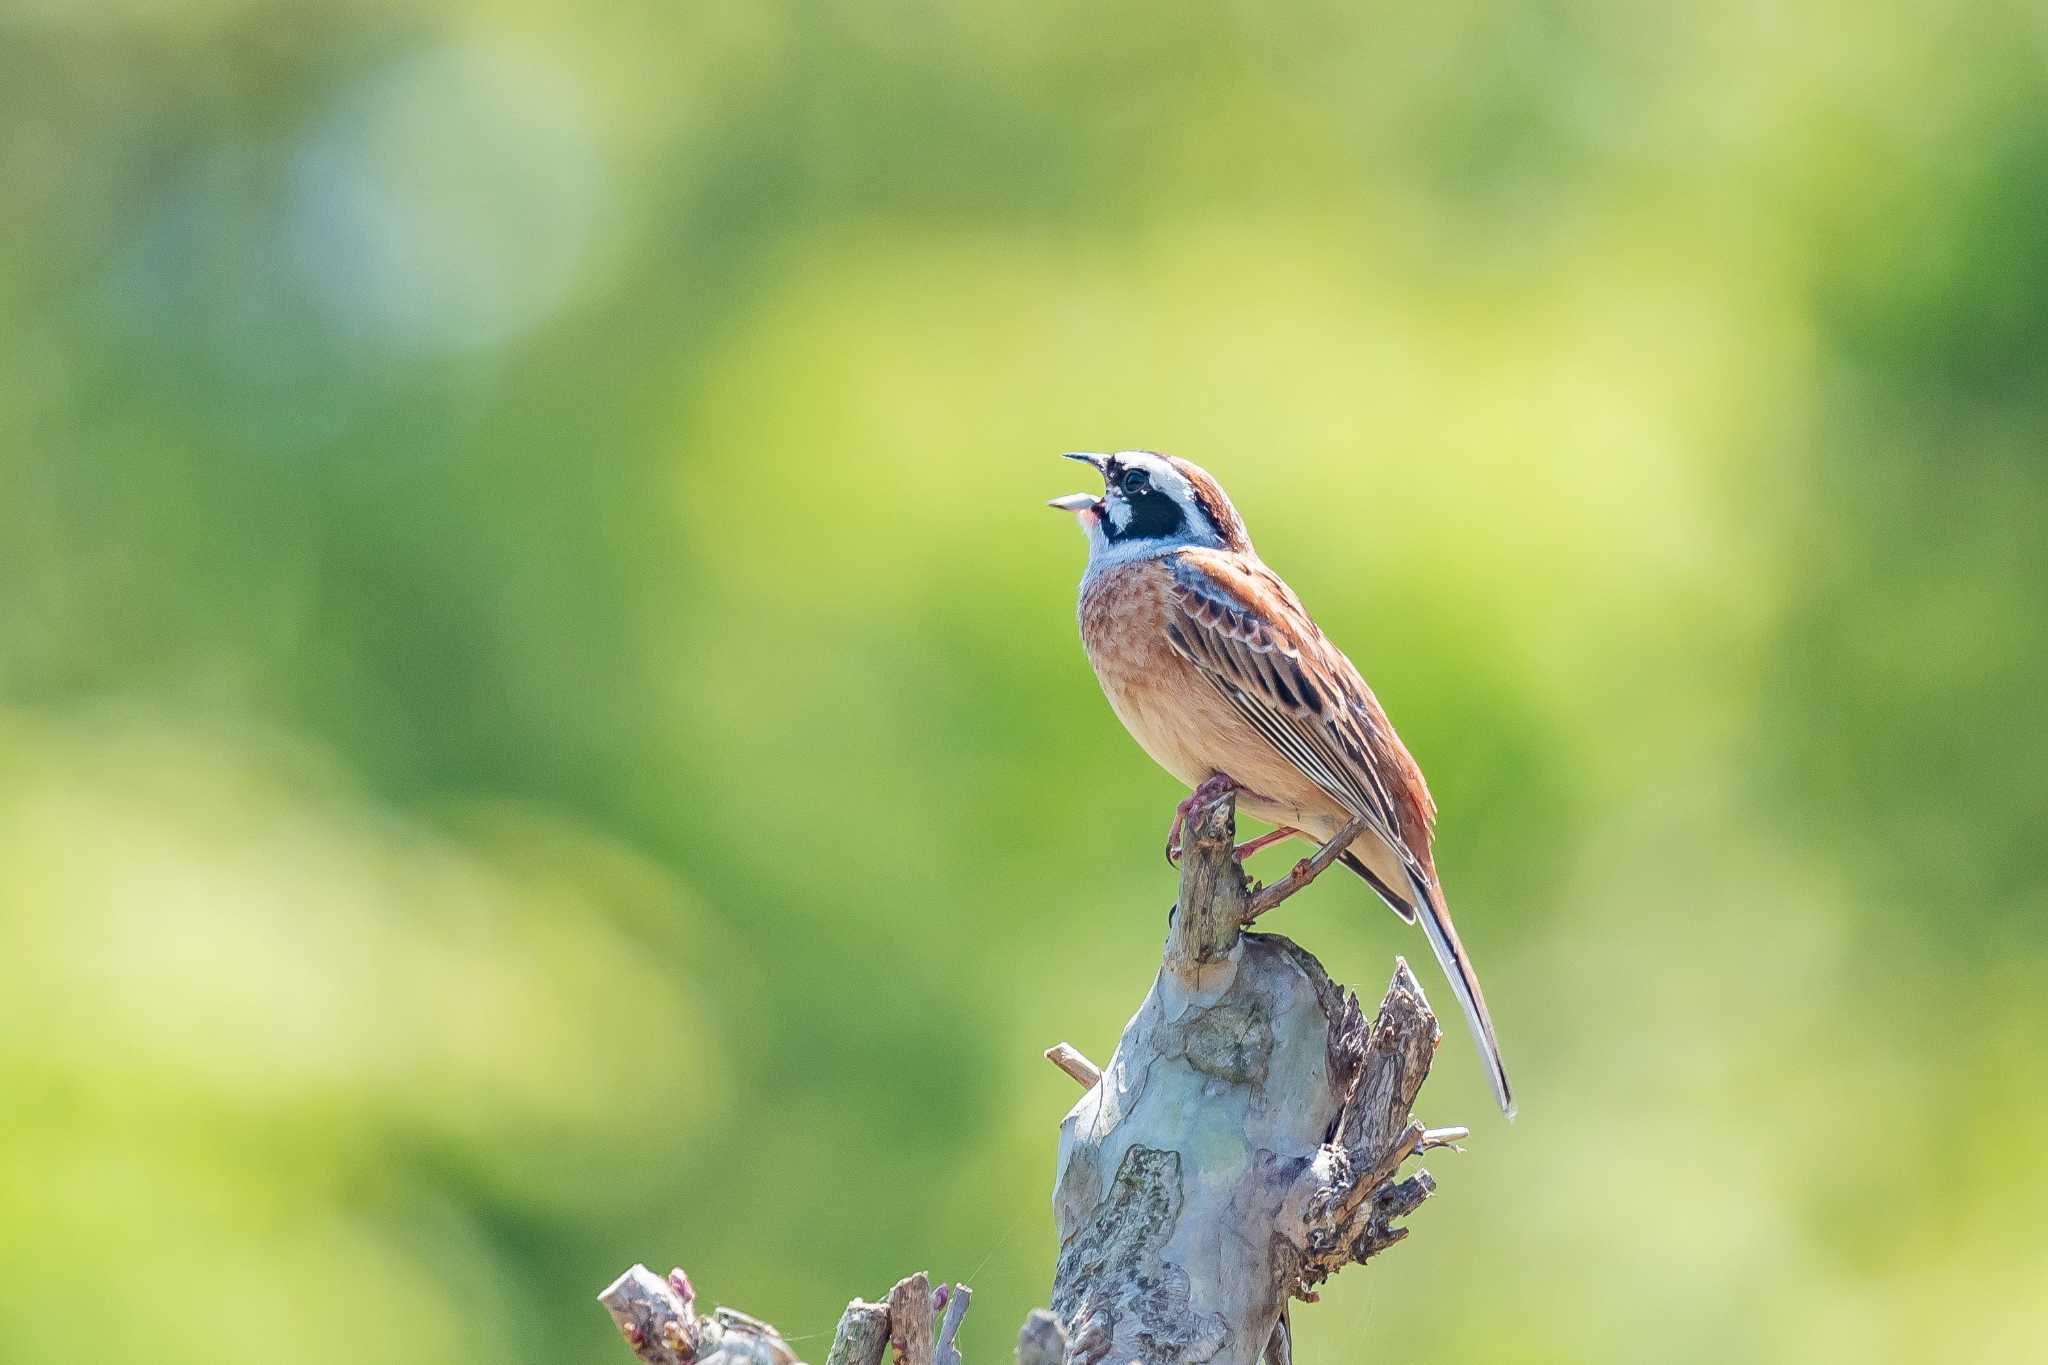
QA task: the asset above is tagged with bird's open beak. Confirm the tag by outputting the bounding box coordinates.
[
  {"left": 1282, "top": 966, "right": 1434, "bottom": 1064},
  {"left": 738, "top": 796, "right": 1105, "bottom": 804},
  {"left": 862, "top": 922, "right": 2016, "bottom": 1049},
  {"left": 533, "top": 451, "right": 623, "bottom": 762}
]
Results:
[{"left": 1049, "top": 452, "right": 1109, "bottom": 516}]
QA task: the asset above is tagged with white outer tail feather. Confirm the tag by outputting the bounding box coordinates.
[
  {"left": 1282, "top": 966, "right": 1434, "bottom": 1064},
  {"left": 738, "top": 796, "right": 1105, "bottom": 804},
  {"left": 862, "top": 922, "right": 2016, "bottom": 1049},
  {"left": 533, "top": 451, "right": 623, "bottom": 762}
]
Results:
[{"left": 1407, "top": 871, "right": 1517, "bottom": 1119}]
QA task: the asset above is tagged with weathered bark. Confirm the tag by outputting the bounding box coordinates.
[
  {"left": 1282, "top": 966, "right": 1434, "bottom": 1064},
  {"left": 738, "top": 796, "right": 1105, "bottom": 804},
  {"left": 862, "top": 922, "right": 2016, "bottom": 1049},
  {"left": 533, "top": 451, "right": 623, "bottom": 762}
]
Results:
[
  {"left": 600, "top": 1270, "right": 972, "bottom": 1365},
  {"left": 599, "top": 785, "right": 1460, "bottom": 1365},
  {"left": 1049, "top": 785, "right": 1455, "bottom": 1365},
  {"left": 823, "top": 1299, "right": 889, "bottom": 1365},
  {"left": 599, "top": 1266, "right": 800, "bottom": 1365}
]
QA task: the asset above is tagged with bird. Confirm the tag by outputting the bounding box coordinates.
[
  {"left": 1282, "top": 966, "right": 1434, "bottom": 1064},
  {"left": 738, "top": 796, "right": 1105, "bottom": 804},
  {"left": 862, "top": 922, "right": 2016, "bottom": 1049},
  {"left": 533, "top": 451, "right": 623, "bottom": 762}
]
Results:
[{"left": 1050, "top": 450, "right": 1514, "bottom": 1117}]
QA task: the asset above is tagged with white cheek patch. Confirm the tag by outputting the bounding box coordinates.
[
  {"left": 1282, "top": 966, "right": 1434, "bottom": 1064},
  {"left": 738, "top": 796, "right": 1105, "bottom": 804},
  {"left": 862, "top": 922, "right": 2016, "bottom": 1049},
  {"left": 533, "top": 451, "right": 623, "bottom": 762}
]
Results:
[{"left": 1104, "top": 495, "right": 1134, "bottom": 532}]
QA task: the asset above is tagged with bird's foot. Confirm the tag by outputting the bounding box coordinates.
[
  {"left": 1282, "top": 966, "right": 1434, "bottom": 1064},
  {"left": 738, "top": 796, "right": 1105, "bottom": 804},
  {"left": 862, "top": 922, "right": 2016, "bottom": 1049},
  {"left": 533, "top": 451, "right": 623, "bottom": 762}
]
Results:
[{"left": 1165, "top": 773, "right": 1241, "bottom": 865}]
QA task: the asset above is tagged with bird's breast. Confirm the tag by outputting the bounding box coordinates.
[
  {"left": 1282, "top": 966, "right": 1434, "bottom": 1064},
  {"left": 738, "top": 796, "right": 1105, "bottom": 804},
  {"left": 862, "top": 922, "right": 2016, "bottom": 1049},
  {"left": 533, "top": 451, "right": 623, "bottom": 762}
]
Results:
[{"left": 1076, "top": 560, "right": 1332, "bottom": 828}]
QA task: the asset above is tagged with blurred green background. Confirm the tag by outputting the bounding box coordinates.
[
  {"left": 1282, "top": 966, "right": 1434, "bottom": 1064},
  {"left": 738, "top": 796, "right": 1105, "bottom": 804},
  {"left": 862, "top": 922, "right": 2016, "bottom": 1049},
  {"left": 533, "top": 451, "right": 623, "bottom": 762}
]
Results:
[{"left": 3, "top": 2, "right": 2045, "bottom": 1362}]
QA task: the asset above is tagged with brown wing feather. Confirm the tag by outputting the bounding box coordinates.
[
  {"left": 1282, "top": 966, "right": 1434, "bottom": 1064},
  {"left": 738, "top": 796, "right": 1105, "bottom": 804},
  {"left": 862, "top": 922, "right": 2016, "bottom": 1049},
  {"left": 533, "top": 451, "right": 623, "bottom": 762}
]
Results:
[
  {"left": 1163, "top": 547, "right": 1515, "bottom": 1117},
  {"left": 1163, "top": 548, "right": 1438, "bottom": 881}
]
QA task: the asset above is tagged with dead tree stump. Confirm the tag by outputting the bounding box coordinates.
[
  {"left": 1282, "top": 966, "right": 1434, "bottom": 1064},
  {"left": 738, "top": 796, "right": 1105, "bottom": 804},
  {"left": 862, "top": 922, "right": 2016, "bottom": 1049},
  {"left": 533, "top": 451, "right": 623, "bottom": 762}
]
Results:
[{"left": 600, "top": 783, "right": 1462, "bottom": 1365}]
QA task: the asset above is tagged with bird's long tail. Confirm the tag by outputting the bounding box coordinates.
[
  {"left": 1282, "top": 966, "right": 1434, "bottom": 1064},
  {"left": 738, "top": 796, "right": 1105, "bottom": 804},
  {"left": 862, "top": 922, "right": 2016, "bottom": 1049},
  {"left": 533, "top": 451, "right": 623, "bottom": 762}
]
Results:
[{"left": 1407, "top": 870, "right": 1516, "bottom": 1118}]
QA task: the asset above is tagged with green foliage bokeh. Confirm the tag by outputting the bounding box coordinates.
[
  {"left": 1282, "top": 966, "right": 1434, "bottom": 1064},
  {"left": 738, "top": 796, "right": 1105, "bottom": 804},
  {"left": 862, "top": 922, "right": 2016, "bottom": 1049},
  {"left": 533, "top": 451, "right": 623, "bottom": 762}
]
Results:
[{"left": 3, "top": 3, "right": 2045, "bottom": 1362}]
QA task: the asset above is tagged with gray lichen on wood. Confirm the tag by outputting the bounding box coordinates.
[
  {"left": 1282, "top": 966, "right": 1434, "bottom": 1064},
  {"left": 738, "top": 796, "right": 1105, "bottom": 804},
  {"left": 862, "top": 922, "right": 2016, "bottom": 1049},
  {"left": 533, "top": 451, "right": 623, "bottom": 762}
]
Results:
[
  {"left": 1051, "top": 783, "right": 1457, "bottom": 1365},
  {"left": 1014, "top": 1310, "right": 1068, "bottom": 1365},
  {"left": 599, "top": 784, "right": 1461, "bottom": 1365},
  {"left": 1052, "top": 1146, "right": 1229, "bottom": 1364}
]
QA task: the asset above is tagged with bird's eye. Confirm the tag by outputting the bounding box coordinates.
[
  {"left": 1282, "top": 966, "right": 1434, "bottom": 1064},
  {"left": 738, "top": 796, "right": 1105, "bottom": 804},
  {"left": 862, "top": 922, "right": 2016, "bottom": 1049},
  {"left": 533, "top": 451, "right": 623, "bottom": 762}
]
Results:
[{"left": 1121, "top": 469, "right": 1149, "bottom": 495}]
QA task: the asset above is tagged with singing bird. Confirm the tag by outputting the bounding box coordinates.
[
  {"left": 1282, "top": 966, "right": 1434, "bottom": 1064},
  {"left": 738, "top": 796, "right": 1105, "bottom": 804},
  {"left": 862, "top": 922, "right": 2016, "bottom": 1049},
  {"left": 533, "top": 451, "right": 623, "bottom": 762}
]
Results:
[{"left": 1051, "top": 450, "right": 1514, "bottom": 1116}]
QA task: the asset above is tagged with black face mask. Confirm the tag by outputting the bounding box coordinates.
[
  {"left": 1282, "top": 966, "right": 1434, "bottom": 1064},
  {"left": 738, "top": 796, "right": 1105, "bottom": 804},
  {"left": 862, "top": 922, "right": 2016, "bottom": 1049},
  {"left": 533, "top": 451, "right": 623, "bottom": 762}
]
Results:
[{"left": 1103, "top": 472, "right": 1188, "bottom": 544}]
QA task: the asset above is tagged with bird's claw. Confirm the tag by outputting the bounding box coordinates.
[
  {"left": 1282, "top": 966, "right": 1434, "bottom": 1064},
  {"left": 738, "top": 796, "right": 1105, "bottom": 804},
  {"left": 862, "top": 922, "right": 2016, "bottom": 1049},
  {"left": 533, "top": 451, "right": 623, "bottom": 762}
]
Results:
[{"left": 1165, "top": 774, "right": 1240, "bottom": 865}]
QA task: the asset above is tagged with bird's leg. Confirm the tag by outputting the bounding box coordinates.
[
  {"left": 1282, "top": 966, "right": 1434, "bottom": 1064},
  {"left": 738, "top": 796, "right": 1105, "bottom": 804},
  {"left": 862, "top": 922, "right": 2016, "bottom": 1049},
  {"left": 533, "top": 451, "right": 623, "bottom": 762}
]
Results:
[
  {"left": 1234, "top": 826, "right": 1304, "bottom": 862},
  {"left": 1242, "top": 811, "right": 1373, "bottom": 923},
  {"left": 1165, "top": 772, "right": 1240, "bottom": 865}
]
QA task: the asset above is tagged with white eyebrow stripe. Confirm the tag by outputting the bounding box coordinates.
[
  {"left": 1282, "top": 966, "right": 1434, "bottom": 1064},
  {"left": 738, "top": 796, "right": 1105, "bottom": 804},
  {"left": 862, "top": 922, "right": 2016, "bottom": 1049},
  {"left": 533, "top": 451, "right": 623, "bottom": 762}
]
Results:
[{"left": 1114, "top": 451, "right": 1202, "bottom": 519}]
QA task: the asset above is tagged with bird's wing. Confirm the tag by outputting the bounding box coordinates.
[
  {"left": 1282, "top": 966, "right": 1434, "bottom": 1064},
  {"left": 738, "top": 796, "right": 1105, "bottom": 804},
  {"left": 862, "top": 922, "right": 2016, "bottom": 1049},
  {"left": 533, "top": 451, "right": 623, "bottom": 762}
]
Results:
[
  {"left": 1166, "top": 548, "right": 1515, "bottom": 1118},
  {"left": 1161, "top": 548, "right": 1438, "bottom": 885}
]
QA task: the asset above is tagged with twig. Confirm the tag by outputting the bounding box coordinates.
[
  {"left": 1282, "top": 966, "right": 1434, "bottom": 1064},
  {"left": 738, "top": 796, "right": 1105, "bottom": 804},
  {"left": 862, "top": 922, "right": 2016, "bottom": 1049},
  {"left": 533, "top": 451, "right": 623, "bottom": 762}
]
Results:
[
  {"left": 599, "top": 1266, "right": 798, "bottom": 1365},
  {"left": 599, "top": 1267, "right": 696, "bottom": 1365},
  {"left": 932, "top": 1284, "right": 971, "bottom": 1365},
  {"left": 1044, "top": 1042, "right": 1101, "bottom": 1088},
  {"left": 824, "top": 1300, "right": 890, "bottom": 1365},
  {"left": 1243, "top": 812, "right": 1372, "bottom": 921},
  {"left": 887, "top": 1273, "right": 936, "bottom": 1365}
]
